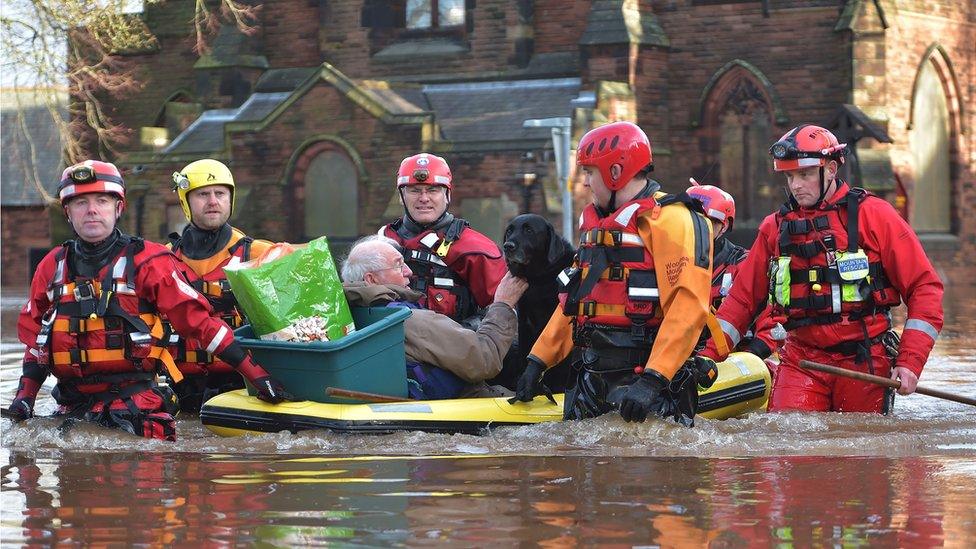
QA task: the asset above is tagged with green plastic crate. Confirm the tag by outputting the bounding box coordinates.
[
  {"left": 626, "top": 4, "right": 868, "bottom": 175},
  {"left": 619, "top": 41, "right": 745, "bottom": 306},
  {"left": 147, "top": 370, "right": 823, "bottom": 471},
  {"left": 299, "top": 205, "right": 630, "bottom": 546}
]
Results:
[{"left": 235, "top": 306, "right": 411, "bottom": 403}]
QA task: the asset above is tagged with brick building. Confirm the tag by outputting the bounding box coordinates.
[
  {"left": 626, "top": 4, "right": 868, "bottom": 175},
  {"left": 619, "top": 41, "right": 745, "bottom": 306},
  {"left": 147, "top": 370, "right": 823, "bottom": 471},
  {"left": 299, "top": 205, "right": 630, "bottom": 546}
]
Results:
[
  {"left": 3, "top": 0, "right": 973, "bottom": 287},
  {"left": 1, "top": 89, "right": 70, "bottom": 288}
]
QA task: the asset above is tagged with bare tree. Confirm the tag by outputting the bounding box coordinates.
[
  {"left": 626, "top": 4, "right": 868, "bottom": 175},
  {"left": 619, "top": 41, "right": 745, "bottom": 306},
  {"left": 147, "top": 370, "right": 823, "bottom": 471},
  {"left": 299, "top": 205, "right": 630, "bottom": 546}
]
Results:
[{"left": 1, "top": 0, "right": 259, "bottom": 204}]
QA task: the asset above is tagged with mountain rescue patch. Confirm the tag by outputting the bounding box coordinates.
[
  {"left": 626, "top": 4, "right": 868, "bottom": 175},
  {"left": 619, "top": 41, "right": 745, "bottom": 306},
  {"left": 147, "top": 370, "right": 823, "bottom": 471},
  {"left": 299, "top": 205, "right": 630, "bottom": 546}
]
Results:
[{"left": 666, "top": 256, "right": 689, "bottom": 286}]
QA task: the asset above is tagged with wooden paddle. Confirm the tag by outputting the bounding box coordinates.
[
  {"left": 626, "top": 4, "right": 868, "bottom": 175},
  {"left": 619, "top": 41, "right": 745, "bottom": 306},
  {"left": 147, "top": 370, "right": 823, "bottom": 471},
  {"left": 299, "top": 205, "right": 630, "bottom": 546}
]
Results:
[
  {"left": 325, "top": 387, "right": 407, "bottom": 403},
  {"left": 799, "top": 360, "right": 976, "bottom": 407}
]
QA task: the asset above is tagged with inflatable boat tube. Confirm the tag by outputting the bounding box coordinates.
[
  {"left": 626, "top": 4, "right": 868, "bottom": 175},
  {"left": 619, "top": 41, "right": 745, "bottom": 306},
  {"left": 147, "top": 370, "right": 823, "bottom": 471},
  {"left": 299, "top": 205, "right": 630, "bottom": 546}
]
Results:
[{"left": 200, "top": 352, "right": 770, "bottom": 436}]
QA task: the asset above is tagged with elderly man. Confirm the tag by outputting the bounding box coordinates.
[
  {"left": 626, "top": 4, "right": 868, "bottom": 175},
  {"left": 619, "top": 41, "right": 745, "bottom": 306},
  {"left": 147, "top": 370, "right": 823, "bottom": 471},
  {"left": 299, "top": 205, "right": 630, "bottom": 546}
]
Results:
[{"left": 341, "top": 235, "right": 527, "bottom": 400}]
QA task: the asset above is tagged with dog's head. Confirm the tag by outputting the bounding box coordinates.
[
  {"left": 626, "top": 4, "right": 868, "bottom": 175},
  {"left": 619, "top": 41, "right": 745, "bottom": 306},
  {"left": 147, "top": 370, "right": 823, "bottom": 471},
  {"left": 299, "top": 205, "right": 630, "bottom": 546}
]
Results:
[{"left": 502, "top": 214, "right": 574, "bottom": 279}]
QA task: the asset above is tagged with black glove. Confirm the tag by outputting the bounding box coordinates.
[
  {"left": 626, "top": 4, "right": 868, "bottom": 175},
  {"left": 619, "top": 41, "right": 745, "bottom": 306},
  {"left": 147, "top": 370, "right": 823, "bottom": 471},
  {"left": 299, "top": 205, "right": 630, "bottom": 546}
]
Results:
[
  {"left": 250, "top": 376, "right": 292, "bottom": 405},
  {"left": 6, "top": 376, "right": 42, "bottom": 422},
  {"left": 690, "top": 356, "right": 719, "bottom": 389},
  {"left": 6, "top": 397, "right": 34, "bottom": 422},
  {"left": 512, "top": 358, "right": 546, "bottom": 403},
  {"left": 234, "top": 353, "right": 293, "bottom": 404},
  {"left": 619, "top": 370, "right": 668, "bottom": 423},
  {"left": 742, "top": 337, "right": 772, "bottom": 360}
]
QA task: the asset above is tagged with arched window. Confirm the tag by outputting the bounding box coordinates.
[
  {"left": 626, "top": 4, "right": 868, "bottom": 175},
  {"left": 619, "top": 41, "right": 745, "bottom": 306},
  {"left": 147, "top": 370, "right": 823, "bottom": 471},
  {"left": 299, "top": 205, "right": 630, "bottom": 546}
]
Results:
[
  {"left": 697, "top": 62, "right": 781, "bottom": 232},
  {"left": 909, "top": 59, "right": 952, "bottom": 233},
  {"left": 718, "top": 108, "right": 776, "bottom": 226},
  {"left": 301, "top": 147, "right": 360, "bottom": 240}
]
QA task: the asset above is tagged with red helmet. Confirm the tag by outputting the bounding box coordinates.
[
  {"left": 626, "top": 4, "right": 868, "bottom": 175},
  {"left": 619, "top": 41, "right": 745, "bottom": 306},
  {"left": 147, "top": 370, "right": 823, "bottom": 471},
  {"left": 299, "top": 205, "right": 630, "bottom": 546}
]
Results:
[
  {"left": 58, "top": 160, "right": 126, "bottom": 207},
  {"left": 576, "top": 121, "right": 652, "bottom": 191},
  {"left": 769, "top": 125, "right": 847, "bottom": 172},
  {"left": 687, "top": 181, "right": 735, "bottom": 233},
  {"left": 397, "top": 153, "right": 452, "bottom": 190}
]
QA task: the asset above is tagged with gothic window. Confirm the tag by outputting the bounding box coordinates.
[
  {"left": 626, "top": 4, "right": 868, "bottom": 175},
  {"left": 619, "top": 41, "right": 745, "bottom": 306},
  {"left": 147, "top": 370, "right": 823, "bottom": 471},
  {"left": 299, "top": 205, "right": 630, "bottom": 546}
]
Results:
[
  {"left": 909, "top": 60, "right": 952, "bottom": 233},
  {"left": 699, "top": 67, "right": 778, "bottom": 231}
]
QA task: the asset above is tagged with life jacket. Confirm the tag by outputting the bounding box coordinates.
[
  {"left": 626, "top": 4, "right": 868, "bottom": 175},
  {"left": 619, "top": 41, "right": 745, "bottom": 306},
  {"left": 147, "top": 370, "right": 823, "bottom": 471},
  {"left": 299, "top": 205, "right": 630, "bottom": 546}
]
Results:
[
  {"left": 559, "top": 191, "right": 699, "bottom": 345},
  {"left": 710, "top": 237, "right": 748, "bottom": 311},
  {"left": 383, "top": 217, "right": 482, "bottom": 321},
  {"left": 384, "top": 300, "right": 468, "bottom": 400},
  {"left": 768, "top": 186, "right": 898, "bottom": 331},
  {"left": 166, "top": 227, "right": 265, "bottom": 376},
  {"left": 34, "top": 238, "right": 181, "bottom": 396}
]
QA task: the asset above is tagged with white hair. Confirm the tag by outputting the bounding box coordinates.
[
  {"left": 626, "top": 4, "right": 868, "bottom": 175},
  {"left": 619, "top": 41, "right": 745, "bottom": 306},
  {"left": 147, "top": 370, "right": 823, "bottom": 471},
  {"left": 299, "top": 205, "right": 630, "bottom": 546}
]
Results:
[{"left": 340, "top": 234, "right": 402, "bottom": 283}]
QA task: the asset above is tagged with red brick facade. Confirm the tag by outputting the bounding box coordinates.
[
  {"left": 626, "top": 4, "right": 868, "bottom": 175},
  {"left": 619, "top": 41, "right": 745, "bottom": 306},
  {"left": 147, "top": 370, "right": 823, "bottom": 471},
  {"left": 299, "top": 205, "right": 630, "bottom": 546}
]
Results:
[{"left": 5, "top": 0, "right": 971, "bottom": 289}]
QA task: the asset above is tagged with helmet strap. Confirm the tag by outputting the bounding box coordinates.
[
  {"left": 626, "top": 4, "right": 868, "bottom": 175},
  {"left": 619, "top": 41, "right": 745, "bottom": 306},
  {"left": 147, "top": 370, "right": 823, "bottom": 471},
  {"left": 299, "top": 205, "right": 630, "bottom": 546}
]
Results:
[{"left": 815, "top": 166, "right": 827, "bottom": 206}]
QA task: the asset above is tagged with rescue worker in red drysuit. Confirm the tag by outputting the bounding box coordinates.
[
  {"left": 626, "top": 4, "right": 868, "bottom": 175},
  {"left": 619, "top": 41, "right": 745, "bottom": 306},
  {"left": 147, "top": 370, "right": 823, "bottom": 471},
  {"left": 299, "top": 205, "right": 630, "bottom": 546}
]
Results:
[
  {"left": 165, "top": 159, "right": 274, "bottom": 413},
  {"left": 700, "top": 125, "right": 944, "bottom": 413},
  {"left": 514, "top": 122, "right": 721, "bottom": 425},
  {"left": 5, "top": 160, "right": 290, "bottom": 440},
  {"left": 685, "top": 182, "right": 780, "bottom": 362},
  {"left": 380, "top": 153, "right": 507, "bottom": 325}
]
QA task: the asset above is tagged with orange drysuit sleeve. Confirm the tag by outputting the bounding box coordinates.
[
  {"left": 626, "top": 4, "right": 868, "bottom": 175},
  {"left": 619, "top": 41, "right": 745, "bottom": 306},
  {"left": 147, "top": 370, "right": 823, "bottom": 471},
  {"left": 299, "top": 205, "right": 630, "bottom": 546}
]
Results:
[{"left": 640, "top": 205, "right": 713, "bottom": 379}]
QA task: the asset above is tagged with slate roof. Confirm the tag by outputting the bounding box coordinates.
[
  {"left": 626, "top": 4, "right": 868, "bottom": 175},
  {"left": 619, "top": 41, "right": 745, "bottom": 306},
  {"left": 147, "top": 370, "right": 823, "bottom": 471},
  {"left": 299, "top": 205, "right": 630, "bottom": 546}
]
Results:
[
  {"left": 580, "top": 0, "right": 670, "bottom": 47},
  {"left": 1, "top": 89, "right": 67, "bottom": 206},
  {"left": 162, "top": 65, "right": 582, "bottom": 155},
  {"left": 422, "top": 78, "right": 581, "bottom": 142},
  {"left": 163, "top": 92, "right": 293, "bottom": 154}
]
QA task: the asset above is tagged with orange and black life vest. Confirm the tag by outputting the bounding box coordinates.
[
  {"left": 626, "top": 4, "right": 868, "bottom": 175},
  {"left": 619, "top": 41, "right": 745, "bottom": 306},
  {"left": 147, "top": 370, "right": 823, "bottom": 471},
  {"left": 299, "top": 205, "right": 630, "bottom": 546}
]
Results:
[
  {"left": 166, "top": 227, "right": 263, "bottom": 375},
  {"left": 35, "top": 238, "right": 180, "bottom": 392}
]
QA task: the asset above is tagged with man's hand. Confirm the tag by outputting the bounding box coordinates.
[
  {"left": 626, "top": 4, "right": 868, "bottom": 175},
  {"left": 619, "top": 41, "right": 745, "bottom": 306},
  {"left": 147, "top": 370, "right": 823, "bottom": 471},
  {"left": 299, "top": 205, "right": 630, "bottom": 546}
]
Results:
[
  {"left": 235, "top": 354, "right": 294, "bottom": 404},
  {"left": 513, "top": 358, "right": 545, "bottom": 402},
  {"left": 891, "top": 366, "right": 918, "bottom": 395},
  {"left": 251, "top": 376, "right": 293, "bottom": 404},
  {"left": 493, "top": 273, "right": 529, "bottom": 309},
  {"left": 619, "top": 370, "right": 668, "bottom": 423}
]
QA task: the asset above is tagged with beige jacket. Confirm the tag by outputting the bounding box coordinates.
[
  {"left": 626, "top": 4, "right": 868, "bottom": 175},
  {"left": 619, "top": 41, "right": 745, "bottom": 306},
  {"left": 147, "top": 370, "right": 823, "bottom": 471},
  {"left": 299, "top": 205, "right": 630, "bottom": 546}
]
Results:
[{"left": 343, "top": 283, "right": 517, "bottom": 383}]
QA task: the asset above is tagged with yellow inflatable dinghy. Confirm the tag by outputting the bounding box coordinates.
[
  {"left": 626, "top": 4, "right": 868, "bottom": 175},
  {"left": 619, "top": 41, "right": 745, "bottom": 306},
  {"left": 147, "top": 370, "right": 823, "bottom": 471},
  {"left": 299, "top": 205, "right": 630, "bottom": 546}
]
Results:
[{"left": 200, "top": 352, "right": 770, "bottom": 436}]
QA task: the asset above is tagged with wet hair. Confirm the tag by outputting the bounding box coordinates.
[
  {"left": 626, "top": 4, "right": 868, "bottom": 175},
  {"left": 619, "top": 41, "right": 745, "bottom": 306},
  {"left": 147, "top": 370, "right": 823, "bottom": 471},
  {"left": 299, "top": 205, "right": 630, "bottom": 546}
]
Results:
[{"left": 340, "top": 234, "right": 403, "bottom": 283}]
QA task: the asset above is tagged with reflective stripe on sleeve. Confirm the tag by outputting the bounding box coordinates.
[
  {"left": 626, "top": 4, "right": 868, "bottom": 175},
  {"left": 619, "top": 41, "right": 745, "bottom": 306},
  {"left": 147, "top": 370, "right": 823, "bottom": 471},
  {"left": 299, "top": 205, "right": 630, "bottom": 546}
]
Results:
[
  {"left": 905, "top": 319, "right": 939, "bottom": 341},
  {"left": 206, "top": 326, "right": 229, "bottom": 353},
  {"left": 718, "top": 318, "right": 742, "bottom": 347},
  {"left": 172, "top": 271, "right": 201, "bottom": 300}
]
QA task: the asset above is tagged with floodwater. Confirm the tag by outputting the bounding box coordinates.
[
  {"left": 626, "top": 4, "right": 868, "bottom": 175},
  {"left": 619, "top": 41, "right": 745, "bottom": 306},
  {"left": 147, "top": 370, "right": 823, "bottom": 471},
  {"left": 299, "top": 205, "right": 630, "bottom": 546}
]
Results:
[{"left": 2, "top": 287, "right": 974, "bottom": 546}]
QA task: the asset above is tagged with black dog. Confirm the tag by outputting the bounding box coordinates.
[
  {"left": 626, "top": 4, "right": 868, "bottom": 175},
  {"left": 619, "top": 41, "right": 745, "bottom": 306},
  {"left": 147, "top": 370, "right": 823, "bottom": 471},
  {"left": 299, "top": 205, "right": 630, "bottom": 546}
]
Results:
[{"left": 493, "top": 214, "right": 575, "bottom": 392}]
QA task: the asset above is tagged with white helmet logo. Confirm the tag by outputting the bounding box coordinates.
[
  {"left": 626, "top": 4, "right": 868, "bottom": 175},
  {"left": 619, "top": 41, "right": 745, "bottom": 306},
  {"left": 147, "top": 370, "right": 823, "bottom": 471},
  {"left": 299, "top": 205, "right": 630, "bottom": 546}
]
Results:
[{"left": 416, "top": 156, "right": 430, "bottom": 166}]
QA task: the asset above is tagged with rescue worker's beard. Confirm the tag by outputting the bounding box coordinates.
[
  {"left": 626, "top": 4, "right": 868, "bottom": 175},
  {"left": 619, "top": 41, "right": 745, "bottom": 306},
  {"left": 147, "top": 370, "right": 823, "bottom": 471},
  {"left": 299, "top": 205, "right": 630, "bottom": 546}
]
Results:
[
  {"left": 71, "top": 227, "right": 125, "bottom": 279},
  {"left": 179, "top": 222, "right": 233, "bottom": 260}
]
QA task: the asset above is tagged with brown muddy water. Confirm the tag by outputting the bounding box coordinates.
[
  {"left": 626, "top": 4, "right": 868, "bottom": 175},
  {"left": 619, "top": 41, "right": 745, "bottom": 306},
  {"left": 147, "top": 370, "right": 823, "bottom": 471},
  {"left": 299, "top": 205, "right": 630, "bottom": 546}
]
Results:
[{"left": 2, "top": 287, "right": 974, "bottom": 546}]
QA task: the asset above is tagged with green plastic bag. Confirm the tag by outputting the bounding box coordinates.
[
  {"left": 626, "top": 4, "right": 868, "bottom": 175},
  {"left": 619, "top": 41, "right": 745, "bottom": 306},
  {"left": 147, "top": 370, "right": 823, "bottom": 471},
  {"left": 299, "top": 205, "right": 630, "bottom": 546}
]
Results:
[{"left": 224, "top": 236, "right": 356, "bottom": 342}]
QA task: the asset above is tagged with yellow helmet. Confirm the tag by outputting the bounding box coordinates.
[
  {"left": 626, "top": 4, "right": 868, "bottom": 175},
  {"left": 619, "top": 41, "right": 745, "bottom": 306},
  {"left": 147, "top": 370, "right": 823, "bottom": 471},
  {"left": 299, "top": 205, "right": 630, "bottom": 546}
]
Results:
[{"left": 172, "top": 159, "right": 236, "bottom": 221}]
